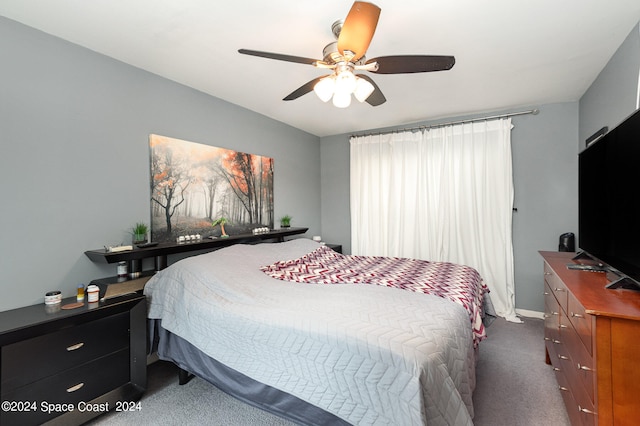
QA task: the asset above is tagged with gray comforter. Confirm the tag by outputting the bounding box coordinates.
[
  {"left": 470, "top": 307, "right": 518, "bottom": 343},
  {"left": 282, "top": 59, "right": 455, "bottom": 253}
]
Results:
[{"left": 145, "top": 239, "right": 476, "bottom": 425}]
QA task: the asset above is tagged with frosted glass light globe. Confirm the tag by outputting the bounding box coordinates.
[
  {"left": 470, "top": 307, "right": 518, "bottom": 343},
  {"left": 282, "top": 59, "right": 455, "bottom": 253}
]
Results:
[
  {"left": 332, "top": 91, "right": 352, "bottom": 108},
  {"left": 313, "top": 76, "right": 335, "bottom": 102}
]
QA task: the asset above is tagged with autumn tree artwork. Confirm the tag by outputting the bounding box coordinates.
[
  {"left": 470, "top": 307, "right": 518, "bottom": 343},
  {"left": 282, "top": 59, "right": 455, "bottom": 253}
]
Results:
[{"left": 149, "top": 134, "right": 274, "bottom": 242}]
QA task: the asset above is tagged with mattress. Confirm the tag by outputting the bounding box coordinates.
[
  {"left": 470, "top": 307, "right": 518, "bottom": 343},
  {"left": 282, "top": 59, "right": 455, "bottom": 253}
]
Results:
[{"left": 144, "top": 239, "right": 483, "bottom": 425}]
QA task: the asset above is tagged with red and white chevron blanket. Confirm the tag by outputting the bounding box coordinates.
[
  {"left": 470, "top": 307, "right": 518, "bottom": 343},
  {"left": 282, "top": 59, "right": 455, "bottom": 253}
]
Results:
[{"left": 261, "top": 245, "right": 488, "bottom": 347}]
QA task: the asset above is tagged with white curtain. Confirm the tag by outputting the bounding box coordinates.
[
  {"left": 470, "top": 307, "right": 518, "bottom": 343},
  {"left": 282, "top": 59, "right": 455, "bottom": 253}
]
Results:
[{"left": 350, "top": 118, "right": 519, "bottom": 322}]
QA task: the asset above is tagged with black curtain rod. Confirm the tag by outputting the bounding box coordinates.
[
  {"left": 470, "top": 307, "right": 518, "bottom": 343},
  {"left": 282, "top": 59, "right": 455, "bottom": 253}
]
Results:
[{"left": 351, "top": 108, "right": 540, "bottom": 139}]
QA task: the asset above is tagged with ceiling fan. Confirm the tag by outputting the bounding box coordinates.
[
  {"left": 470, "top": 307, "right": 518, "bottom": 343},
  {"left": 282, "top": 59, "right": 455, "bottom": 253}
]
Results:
[{"left": 238, "top": 1, "right": 455, "bottom": 108}]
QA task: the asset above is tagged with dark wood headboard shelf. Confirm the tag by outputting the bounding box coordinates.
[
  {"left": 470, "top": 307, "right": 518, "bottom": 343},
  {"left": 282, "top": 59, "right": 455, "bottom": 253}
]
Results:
[{"left": 85, "top": 227, "right": 308, "bottom": 272}]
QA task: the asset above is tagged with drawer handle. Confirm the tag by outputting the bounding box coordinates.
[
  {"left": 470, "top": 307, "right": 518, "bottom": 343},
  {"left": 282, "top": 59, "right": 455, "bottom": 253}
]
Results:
[
  {"left": 66, "top": 383, "right": 84, "bottom": 393},
  {"left": 66, "top": 342, "right": 85, "bottom": 351},
  {"left": 559, "top": 324, "right": 568, "bottom": 329},
  {"left": 578, "top": 405, "right": 596, "bottom": 415},
  {"left": 552, "top": 311, "right": 559, "bottom": 316},
  {"left": 544, "top": 291, "right": 550, "bottom": 295},
  {"left": 544, "top": 337, "right": 551, "bottom": 341},
  {"left": 558, "top": 386, "right": 569, "bottom": 392},
  {"left": 558, "top": 354, "right": 569, "bottom": 360},
  {"left": 544, "top": 272, "right": 551, "bottom": 276},
  {"left": 552, "top": 339, "right": 562, "bottom": 344},
  {"left": 571, "top": 312, "right": 585, "bottom": 318},
  {"left": 577, "top": 363, "right": 593, "bottom": 372},
  {"left": 553, "top": 367, "right": 561, "bottom": 372},
  {"left": 554, "top": 287, "right": 565, "bottom": 292}
]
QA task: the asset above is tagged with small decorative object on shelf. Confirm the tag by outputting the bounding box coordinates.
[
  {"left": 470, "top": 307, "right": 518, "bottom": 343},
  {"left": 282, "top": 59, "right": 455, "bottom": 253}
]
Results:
[
  {"left": 177, "top": 234, "right": 202, "bottom": 243},
  {"left": 252, "top": 227, "right": 270, "bottom": 234},
  {"left": 86, "top": 284, "right": 100, "bottom": 303},
  {"left": 105, "top": 244, "right": 133, "bottom": 253},
  {"left": 117, "top": 261, "right": 128, "bottom": 277},
  {"left": 280, "top": 215, "right": 292, "bottom": 228},
  {"left": 76, "top": 284, "right": 85, "bottom": 302},
  {"left": 212, "top": 217, "right": 229, "bottom": 238},
  {"left": 44, "top": 290, "right": 62, "bottom": 306},
  {"left": 131, "top": 222, "right": 149, "bottom": 244}
]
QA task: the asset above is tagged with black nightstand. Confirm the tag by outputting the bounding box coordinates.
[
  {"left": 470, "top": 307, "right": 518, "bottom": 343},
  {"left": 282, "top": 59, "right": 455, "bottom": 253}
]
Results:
[
  {"left": 0, "top": 294, "right": 146, "bottom": 426},
  {"left": 325, "top": 244, "right": 343, "bottom": 254}
]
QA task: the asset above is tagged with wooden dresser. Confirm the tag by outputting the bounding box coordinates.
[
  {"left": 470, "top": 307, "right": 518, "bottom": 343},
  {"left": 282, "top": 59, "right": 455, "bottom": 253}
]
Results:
[{"left": 541, "top": 251, "right": 640, "bottom": 425}]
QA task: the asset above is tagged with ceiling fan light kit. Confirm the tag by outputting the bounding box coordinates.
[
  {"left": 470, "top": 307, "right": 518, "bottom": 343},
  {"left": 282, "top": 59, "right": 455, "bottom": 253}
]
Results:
[
  {"left": 239, "top": 1, "right": 455, "bottom": 108},
  {"left": 313, "top": 71, "right": 375, "bottom": 108}
]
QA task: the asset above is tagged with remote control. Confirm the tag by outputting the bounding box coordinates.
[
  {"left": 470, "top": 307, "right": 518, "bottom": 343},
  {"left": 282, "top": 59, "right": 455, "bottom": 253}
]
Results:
[{"left": 136, "top": 242, "right": 159, "bottom": 248}]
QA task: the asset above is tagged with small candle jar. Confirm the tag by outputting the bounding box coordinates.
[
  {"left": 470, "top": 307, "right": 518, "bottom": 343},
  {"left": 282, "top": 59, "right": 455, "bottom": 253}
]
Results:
[
  {"left": 44, "top": 290, "right": 62, "bottom": 305},
  {"left": 87, "top": 285, "right": 99, "bottom": 303},
  {"left": 117, "top": 261, "right": 127, "bottom": 277}
]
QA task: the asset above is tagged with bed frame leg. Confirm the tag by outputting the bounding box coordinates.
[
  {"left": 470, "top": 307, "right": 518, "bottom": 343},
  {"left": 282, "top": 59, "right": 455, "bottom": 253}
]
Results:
[{"left": 178, "top": 367, "right": 194, "bottom": 385}]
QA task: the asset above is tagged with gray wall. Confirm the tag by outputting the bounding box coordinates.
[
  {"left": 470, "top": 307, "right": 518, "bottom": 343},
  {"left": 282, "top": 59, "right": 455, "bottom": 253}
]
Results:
[
  {"left": 0, "top": 17, "right": 321, "bottom": 312},
  {"left": 579, "top": 24, "right": 640, "bottom": 145},
  {"left": 320, "top": 104, "right": 579, "bottom": 314},
  {"left": 511, "top": 104, "right": 578, "bottom": 312}
]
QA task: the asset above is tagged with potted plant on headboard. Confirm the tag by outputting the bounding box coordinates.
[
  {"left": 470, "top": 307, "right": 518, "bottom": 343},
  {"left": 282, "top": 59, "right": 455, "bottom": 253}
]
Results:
[
  {"left": 280, "top": 215, "right": 292, "bottom": 228},
  {"left": 131, "top": 222, "right": 148, "bottom": 244}
]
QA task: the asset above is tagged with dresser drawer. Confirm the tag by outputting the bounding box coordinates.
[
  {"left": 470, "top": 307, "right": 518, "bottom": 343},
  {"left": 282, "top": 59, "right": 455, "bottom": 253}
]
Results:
[
  {"left": 544, "top": 283, "right": 562, "bottom": 360},
  {"left": 556, "top": 367, "right": 582, "bottom": 426},
  {"left": 1, "top": 311, "right": 129, "bottom": 391},
  {"left": 559, "top": 313, "right": 595, "bottom": 404},
  {"left": 544, "top": 281, "right": 558, "bottom": 314},
  {"left": 556, "top": 358, "right": 597, "bottom": 426},
  {"left": 567, "top": 291, "right": 593, "bottom": 355},
  {"left": 572, "top": 336, "right": 595, "bottom": 405},
  {"left": 0, "top": 348, "right": 129, "bottom": 426},
  {"left": 544, "top": 262, "right": 568, "bottom": 311}
]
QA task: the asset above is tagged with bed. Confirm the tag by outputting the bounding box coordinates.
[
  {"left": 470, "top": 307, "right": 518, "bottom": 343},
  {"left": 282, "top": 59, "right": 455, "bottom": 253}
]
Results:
[{"left": 144, "top": 238, "right": 491, "bottom": 425}]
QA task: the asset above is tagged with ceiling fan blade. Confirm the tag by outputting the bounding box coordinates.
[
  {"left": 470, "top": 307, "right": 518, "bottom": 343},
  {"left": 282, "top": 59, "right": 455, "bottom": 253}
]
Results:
[
  {"left": 367, "top": 55, "right": 455, "bottom": 74},
  {"left": 337, "top": 1, "right": 381, "bottom": 62},
  {"left": 238, "top": 49, "right": 320, "bottom": 66},
  {"left": 283, "top": 76, "right": 325, "bottom": 101},
  {"left": 357, "top": 74, "right": 386, "bottom": 106}
]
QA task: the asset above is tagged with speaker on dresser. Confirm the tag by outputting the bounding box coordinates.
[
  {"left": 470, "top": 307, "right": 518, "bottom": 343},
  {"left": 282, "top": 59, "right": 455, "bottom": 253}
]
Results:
[{"left": 558, "top": 232, "right": 575, "bottom": 252}]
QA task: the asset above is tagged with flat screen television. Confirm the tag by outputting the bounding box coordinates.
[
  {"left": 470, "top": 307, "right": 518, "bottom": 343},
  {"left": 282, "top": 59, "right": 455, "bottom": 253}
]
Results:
[{"left": 578, "top": 107, "right": 640, "bottom": 288}]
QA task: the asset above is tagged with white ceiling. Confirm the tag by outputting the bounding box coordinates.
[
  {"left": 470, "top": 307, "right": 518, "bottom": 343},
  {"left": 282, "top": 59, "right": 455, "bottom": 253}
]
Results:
[{"left": 1, "top": 0, "right": 640, "bottom": 137}]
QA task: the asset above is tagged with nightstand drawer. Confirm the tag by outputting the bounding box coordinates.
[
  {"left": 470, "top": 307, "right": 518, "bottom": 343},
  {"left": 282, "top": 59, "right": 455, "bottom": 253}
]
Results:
[
  {"left": 1, "top": 311, "right": 129, "bottom": 391},
  {"left": 0, "top": 348, "right": 129, "bottom": 426}
]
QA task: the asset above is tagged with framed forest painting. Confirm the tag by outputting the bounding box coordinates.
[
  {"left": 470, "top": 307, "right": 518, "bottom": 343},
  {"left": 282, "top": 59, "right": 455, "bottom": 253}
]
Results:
[{"left": 149, "top": 134, "right": 274, "bottom": 242}]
